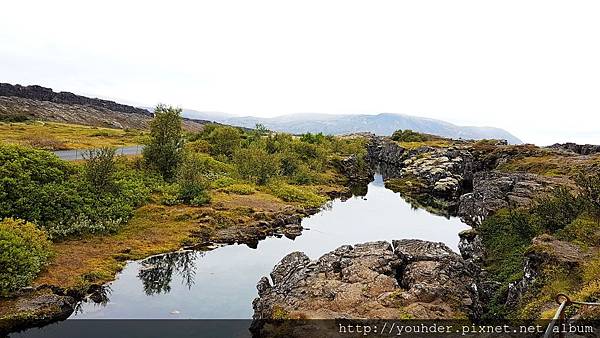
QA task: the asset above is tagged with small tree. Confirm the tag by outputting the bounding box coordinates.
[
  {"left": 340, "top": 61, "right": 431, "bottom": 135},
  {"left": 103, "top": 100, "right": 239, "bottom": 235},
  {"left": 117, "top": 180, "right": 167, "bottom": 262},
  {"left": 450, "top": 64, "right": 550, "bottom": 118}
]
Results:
[
  {"left": 207, "top": 126, "right": 242, "bottom": 159},
  {"left": 143, "top": 104, "right": 184, "bottom": 180},
  {"left": 176, "top": 153, "right": 211, "bottom": 206},
  {"left": 83, "top": 147, "right": 117, "bottom": 192}
]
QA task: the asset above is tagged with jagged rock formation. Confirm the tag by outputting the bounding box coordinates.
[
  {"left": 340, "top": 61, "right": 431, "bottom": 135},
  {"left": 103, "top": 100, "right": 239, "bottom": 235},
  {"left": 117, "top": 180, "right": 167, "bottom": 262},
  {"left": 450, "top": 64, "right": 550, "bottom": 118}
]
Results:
[
  {"left": 0, "top": 83, "right": 209, "bottom": 131},
  {"left": 252, "top": 240, "right": 481, "bottom": 327},
  {"left": 548, "top": 142, "right": 600, "bottom": 155},
  {"left": 457, "top": 171, "right": 562, "bottom": 227},
  {"left": 333, "top": 154, "right": 374, "bottom": 183},
  {"left": 0, "top": 83, "right": 150, "bottom": 116}
]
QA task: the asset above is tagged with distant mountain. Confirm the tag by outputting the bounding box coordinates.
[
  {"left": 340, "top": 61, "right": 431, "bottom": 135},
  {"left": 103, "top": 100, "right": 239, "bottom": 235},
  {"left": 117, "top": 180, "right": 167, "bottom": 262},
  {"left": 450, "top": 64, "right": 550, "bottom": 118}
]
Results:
[{"left": 180, "top": 111, "right": 523, "bottom": 144}]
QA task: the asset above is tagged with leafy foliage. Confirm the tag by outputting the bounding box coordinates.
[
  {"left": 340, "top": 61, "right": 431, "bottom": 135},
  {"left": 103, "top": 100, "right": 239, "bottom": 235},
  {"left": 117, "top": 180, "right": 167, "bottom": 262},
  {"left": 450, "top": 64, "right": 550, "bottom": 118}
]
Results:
[
  {"left": 143, "top": 104, "right": 184, "bottom": 180},
  {"left": 175, "top": 153, "right": 212, "bottom": 206},
  {"left": 531, "top": 187, "right": 582, "bottom": 232},
  {"left": 206, "top": 126, "right": 242, "bottom": 159},
  {"left": 0, "top": 144, "right": 152, "bottom": 240},
  {"left": 233, "top": 144, "right": 280, "bottom": 185},
  {"left": 0, "top": 218, "right": 51, "bottom": 295},
  {"left": 83, "top": 147, "right": 117, "bottom": 192},
  {"left": 576, "top": 172, "right": 600, "bottom": 220},
  {"left": 391, "top": 129, "right": 431, "bottom": 142}
]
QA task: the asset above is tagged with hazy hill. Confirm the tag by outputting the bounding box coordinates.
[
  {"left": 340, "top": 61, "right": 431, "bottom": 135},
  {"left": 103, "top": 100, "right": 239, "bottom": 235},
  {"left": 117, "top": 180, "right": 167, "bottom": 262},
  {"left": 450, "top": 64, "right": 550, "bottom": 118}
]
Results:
[{"left": 181, "top": 110, "right": 523, "bottom": 144}]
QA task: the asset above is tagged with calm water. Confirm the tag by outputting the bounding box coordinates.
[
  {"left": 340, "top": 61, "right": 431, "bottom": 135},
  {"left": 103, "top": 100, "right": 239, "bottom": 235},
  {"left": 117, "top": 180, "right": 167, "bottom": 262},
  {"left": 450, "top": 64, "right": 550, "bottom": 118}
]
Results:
[{"left": 65, "top": 174, "right": 469, "bottom": 320}]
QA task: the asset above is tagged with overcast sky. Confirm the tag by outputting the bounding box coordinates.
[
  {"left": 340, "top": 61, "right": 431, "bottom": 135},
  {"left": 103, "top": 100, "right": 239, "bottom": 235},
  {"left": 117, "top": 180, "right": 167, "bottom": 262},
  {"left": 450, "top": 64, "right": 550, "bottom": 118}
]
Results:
[{"left": 1, "top": 0, "right": 599, "bottom": 145}]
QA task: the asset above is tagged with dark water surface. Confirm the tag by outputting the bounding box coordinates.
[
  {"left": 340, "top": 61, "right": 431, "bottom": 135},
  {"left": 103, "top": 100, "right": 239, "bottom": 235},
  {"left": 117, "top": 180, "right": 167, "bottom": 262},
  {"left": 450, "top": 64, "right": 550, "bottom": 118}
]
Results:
[{"left": 65, "top": 174, "right": 469, "bottom": 320}]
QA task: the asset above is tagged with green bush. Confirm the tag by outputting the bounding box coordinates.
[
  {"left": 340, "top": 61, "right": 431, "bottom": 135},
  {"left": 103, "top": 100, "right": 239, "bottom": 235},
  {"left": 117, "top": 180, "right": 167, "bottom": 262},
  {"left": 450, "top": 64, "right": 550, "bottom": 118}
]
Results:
[
  {"left": 557, "top": 215, "right": 600, "bottom": 247},
  {"left": 267, "top": 182, "right": 326, "bottom": 207},
  {"left": 206, "top": 126, "right": 242, "bottom": 159},
  {"left": 211, "top": 176, "right": 237, "bottom": 189},
  {"left": 480, "top": 209, "right": 539, "bottom": 284},
  {"left": 222, "top": 183, "right": 255, "bottom": 195},
  {"left": 0, "top": 218, "right": 52, "bottom": 296},
  {"left": 160, "top": 183, "right": 182, "bottom": 206},
  {"left": 391, "top": 129, "right": 430, "bottom": 142},
  {"left": 576, "top": 172, "right": 600, "bottom": 220},
  {"left": 531, "top": 186, "right": 582, "bottom": 232},
  {"left": 0, "top": 144, "right": 153, "bottom": 240},
  {"left": 233, "top": 145, "right": 280, "bottom": 185},
  {"left": 83, "top": 147, "right": 117, "bottom": 192},
  {"left": 0, "top": 114, "right": 29, "bottom": 123},
  {"left": 174, "top": 153, "right": 212, "bottom": 206}
]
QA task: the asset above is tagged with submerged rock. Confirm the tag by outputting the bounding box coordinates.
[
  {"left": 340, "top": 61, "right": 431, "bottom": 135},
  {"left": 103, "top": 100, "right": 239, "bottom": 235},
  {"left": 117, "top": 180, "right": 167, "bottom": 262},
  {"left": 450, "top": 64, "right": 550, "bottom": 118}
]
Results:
[{"left": 252, "top": 239, "right": 481, "bottom": 333}]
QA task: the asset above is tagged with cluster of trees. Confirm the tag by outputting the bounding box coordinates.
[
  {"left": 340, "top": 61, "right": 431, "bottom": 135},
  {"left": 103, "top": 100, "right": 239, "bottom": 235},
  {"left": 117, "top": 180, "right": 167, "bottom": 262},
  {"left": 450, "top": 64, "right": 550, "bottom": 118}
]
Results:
[{"left": 143, "top": 106, "right": 367, "bottom": 207}]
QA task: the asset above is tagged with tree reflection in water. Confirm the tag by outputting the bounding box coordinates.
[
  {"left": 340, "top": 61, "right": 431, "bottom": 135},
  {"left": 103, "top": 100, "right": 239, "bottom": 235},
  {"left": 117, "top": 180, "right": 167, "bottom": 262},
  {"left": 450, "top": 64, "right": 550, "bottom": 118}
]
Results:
[{"left": 137, "top": 250, "right": 201, "bottom": 296}]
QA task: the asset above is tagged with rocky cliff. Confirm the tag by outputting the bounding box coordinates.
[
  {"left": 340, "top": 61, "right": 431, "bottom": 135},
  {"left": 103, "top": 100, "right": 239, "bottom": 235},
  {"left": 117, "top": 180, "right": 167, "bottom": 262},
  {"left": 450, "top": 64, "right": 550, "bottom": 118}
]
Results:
[
  {"left": 364, "top": 135, "right": 600, "bottom": 316},
  {"left": 0, "top": 83, "right": 209, "bottom": 131},
  {"left": 0, "top": 83, "right": 150, "bottom": 116},
  {"left": 252, "top": 240, "right": 481, "bottom": 335}
]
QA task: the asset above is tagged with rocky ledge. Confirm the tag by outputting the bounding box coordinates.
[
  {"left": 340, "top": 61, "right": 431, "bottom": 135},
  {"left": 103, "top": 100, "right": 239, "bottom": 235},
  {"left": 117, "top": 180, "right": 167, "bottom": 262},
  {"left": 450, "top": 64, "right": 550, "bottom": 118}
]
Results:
[
  {"left": 0, "top": 287, "right": 76, "bottom": 335},
  {"left": 458, "top": 170, "right": 564, "bottom": 227},
  {"left": 252, "top": 240, "right": 481, "bottom": 327}
]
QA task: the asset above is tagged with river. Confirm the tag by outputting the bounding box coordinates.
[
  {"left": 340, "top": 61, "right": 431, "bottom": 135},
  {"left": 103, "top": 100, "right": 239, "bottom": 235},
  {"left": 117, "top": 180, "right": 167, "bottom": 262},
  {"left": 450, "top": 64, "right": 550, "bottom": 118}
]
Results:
[
  {"left": 13, "top": 174, "right": 470, "bottom": 337},
  {"left": 72, "top": 174, "right": 469, "bottom": 319}
]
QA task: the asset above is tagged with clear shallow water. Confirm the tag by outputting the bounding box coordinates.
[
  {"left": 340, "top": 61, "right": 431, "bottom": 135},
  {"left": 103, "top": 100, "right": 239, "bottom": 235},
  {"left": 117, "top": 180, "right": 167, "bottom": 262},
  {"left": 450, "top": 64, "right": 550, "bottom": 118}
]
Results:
[{"left": 71, "top": 174, "right": 470, "bottom": 319}]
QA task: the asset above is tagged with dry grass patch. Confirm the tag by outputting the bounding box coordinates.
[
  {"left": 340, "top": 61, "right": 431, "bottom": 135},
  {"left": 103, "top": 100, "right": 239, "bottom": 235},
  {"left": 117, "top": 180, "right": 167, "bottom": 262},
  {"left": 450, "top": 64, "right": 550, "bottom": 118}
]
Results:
[
  {"left": 0, "top": 121, "right": 146, "bottom": 150},
  {"left": 33, "top": 204, "right": 200, "bottom": 290}
]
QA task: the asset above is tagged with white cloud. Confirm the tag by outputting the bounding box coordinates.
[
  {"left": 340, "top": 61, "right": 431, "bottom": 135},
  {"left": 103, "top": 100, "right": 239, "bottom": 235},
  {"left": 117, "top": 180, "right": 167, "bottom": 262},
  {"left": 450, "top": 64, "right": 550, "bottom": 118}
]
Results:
[{"left": 1, "top": 0, "right": 599, "bottom": 145}]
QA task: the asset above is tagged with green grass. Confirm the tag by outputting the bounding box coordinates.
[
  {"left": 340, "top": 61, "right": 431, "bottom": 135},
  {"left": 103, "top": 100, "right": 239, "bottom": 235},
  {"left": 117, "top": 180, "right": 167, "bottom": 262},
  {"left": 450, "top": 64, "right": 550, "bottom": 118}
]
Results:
[
  {"left": 265, "top": 182, "right": 327, "bottom": 208},
  {"left": 0, "top": 121, "right": 147, "bottom": 150}
]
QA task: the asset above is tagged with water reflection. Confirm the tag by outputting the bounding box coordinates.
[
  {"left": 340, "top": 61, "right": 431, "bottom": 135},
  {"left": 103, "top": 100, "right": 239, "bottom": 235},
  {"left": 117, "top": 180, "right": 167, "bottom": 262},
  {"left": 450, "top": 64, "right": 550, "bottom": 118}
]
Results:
[
  {"left": 138, "top": 251, "right": 199, "bottom": 295},
  {"left": 70, "top": 174, "right": 470, "bottom": 319}
]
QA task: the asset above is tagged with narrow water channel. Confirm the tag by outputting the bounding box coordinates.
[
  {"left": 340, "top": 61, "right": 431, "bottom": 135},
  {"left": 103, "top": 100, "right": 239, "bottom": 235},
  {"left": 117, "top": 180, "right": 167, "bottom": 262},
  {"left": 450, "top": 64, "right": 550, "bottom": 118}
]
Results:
[{"left": 66, "top": 174, "right": 469, "bottom": 320}]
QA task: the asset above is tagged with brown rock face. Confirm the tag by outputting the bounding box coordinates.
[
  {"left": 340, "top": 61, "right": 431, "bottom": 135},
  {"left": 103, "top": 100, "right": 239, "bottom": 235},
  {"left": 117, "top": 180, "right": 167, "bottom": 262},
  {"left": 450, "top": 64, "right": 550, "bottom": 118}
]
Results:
[{"left": 252, "top": 240, "right": 481, "bottom": 324}]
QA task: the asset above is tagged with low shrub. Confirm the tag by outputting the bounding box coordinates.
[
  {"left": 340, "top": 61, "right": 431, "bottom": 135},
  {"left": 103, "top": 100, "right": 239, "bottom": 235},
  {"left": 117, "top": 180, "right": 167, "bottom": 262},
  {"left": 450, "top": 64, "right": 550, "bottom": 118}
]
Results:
[
  {"left": 222, "top": 183, "right": 255, "bottom": 195},
  {"left": 391, "top": 129, "right": 431, "bottom": 142},
  {"left": 267, "top": 182, "right": 326, "bottom": 207},
  {"left": 0, "top": 218, "right": 52, "bottom": 296},
  {"left": 211, "top": 176, "right": 237, "bottom": 189}
]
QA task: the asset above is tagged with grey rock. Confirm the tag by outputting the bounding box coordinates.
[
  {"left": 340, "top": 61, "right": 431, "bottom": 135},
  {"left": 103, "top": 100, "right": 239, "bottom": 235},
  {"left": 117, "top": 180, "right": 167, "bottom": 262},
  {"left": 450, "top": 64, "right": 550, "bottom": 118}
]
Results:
[
  {"left": 458, "top": 170, "right": 559, "bottom": 227},
  {"left": 252, "top": 239, "right": 481, "bottom": 328}
]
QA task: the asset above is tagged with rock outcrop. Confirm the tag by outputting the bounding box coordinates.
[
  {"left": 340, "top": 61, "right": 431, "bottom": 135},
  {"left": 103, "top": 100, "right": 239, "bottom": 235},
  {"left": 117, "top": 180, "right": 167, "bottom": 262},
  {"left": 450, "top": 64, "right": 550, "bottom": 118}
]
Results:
[
  {"left": 457, "top": 171, "right": 561, "bottom": 227},
  {"left": 0, "top": 83, "right": 209, "bottom": 131},
  {"left": 0, "top": 287, "right": 76, "bottom": 335},
  {"left": 333, "top": 154, "right": 374, "bottom": 184},
  {"left": 252, "top": 240, "right": 481, "bottom": 329},
  {"left": 548, "top": 142, "right": 600, "bottom": 155},
  {"left": 0, "top": 83, "right": 150, "bottom": 116}
]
